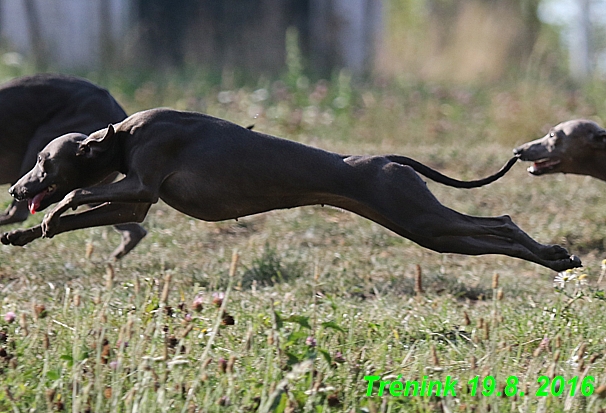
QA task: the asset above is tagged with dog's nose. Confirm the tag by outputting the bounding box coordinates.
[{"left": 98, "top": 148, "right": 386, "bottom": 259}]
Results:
[{"left": 7, "top": 185, "right": 21, "bottom": 200}]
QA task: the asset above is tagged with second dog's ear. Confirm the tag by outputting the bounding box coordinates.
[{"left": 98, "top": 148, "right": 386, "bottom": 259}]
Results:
[
  {"left": 77, "top": 124, "right": 116, "bottom": 158},
  {"left": 591, "top": 128, "right": 606, "bottom": 149}
]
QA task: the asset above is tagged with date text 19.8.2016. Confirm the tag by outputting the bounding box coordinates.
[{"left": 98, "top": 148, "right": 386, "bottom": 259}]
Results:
[{"left": 363, "top": 374, "right": 595, "bottom": 398}]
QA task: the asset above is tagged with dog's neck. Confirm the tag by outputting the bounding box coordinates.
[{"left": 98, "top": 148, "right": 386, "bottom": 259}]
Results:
[
  {"left": 566, "top": 153, "right": 606, "bottom": 182},
  {"left": 114, "top": 131, "right": 129, "bottom": 175}
]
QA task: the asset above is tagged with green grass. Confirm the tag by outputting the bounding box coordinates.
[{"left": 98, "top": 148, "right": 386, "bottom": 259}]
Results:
[{"left": 1, "top": 66, "right": 606, "bottom": 411}]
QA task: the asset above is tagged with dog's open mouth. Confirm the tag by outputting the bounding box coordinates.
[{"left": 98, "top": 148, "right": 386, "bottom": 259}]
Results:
[
  {"left": 27, "top": 184, "right": 57, "bottom": 214},
  {"left": 527, "top": 158, "right": 561, "bottom": 175}
]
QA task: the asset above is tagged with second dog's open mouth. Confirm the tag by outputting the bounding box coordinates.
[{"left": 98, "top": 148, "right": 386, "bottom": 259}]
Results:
[
  {"left": 528, "top": 158, "right": 561, "bottom": 175},
  {"left": 27, "top": 184, "right": 57, "bottom": 214}
]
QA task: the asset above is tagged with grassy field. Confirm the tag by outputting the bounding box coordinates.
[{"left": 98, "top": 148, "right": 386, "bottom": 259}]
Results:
[{"left": 1, "top": 69, "right": 606, "bottom": 412}]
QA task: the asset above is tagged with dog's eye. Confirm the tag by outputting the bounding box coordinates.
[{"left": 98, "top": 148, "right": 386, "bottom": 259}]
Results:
[
  {"left": 549, "top": 132, "right": 555, "bottom": 138},
  {"left": 77, "top": 145, "right": 90, "bottom": 156},
  {"left": 43, "top": 159, "right": 52, "bottom": 172}
]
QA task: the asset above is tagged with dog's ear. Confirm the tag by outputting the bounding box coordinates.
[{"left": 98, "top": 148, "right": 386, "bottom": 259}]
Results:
[
  {"left": 77, "top": 124, "right": 116, "bottom": 158},
  {"left": 590, "top": 128, "right": 606, "bottom": 149}
]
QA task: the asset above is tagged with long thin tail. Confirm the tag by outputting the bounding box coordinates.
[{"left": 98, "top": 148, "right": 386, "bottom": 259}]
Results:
[{"left": 385, "top": 155, "right": 519, "bottom": 188}]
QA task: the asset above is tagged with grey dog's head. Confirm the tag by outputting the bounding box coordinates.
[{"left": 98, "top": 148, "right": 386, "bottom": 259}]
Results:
[
  {"left": 9, "top": 125, "right": 119, "bottom": 213},
  {"left": 514, "top": 119, "right": 606, "bottom": 178}
]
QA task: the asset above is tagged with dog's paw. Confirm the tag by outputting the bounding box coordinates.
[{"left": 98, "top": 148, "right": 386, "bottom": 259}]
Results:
[
  {"left": 0, "top": 232, "right": 10, "bottom": 245},
  {"left": 548, "top": 255, "right": 583, "bottom": 272},
  {"left": 1, "top": 229, "right": 34, "bottom": 246},
  {"left": 540, "top": 244, "right": 572, "bottom": 260},
  {"left": 569, "top": 255, "right": 582, "bottom": 268}
]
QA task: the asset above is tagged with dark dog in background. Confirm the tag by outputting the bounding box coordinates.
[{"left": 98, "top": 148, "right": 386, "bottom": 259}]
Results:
[
  {"left": 2, "top": 108, "right": 580, "bottom": 272},
  {"left": 0, "top": 74, "right": 146, "bottom": 258}
]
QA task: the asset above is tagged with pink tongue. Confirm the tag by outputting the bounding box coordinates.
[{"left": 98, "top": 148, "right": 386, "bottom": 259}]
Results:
[{"left": 27, "top": 189, "right": 48, "bottom": 214}]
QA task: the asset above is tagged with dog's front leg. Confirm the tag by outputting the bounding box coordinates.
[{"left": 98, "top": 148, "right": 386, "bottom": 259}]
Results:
[
  {"left": 2, "top": 202, "right": 151, "bottom": 248},
  {"left": 1, "top": 226, "right": 42, "bottom": 246},
  {"left": 40, "top": 179, "right": 158, "bottom": 239},
  {"left": 41, "top": 190, "right": 80, "bottom": 238}
]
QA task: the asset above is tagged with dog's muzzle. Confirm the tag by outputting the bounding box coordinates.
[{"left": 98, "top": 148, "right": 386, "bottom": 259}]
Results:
[{"left": 8, "top": 185, "right": 23, "bottom": 201}]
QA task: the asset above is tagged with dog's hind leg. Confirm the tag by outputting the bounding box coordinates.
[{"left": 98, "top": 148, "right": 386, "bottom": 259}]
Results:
[
  {"left": 111, "top": 223, "right": 148, "bottom": 259},
  {"left": 336, "top": 158, "right": 580, "bottom": 271},
  {"left": 93, "top": 174, "right": 148, "bottom": 259},
  {"left": 0, "top": 201, "right": 30, "bottom": 225}
]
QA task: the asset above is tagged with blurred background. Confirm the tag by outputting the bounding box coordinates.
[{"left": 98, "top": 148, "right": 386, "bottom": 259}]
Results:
[
  {"left": 0, "top": 0, "right": 605, "bottom": 146},
  {"left": 0, "top": 0, "right": 604, "bottom": 80}
]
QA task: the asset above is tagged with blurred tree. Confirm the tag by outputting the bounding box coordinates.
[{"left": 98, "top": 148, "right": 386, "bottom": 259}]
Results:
[
  {"left": 23, "top": 0, "right": 47, "bottom": 69},
  {"left": 135, "top": 0, "right": 196, "bottom": 66},
  {"left": 379, "top": 0, "right": 546, "bottom": 82},
  {"left": 427, "top": 0, "right": 542, "bottom": 77},
  {"left": 186, "top": 0, "right": 294, "bottom": 74},
  {"left": 132, "top": 0, "right": 380, "bottom": 77}
]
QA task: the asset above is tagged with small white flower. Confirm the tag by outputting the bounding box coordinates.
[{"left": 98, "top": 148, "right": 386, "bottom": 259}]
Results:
[{"left": 554, "top": 270, "right": 577, "bottom": 288}]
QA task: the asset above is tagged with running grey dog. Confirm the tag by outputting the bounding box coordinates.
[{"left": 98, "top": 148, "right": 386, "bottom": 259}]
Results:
[
  {"left": 2, "top": 108, "right": 581, "bottom": 271},
  {"left": 0, "top": 73, "right": 146, "bottom": 258},
  {"left": 514, "top": 119, "right": 606, "bottom": 181}
]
